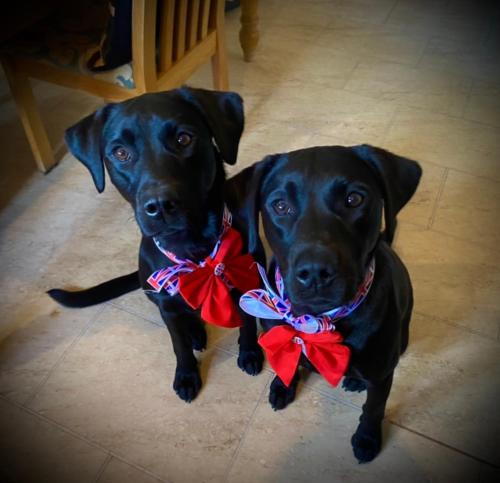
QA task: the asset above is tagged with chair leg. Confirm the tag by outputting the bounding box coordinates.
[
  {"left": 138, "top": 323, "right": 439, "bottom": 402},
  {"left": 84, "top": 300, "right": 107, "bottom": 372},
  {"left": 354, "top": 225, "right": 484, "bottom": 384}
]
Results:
[
  {"left": 1, "top": 57, "right": 56, "bottom": 173},
  {"left": 211, "top": 1, "right": 229, "bottom": 90}
]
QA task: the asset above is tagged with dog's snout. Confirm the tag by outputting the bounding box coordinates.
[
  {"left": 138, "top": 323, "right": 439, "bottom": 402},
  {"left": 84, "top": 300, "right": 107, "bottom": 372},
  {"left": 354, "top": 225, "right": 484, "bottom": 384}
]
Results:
[
  {"left": 143, "top": 197, "right": 178, "bottom": 218},
  {"left": 295, "top": 260, "right": 336, "bottom": 289}
]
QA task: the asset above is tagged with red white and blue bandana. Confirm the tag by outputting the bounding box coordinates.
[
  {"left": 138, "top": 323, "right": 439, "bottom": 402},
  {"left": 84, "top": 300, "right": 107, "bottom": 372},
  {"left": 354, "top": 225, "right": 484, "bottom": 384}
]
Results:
[
  {"left": 239, "top": 259, "right": 375, "bottom": 386},
  {"left": 145, "top": 206, "right": 259, "bottom": 328}
]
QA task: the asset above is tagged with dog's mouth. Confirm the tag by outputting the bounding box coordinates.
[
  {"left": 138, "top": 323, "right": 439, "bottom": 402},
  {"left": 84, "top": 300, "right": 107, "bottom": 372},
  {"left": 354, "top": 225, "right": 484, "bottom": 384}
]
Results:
[
  {"left": 153, "top": 229, "right": 218, "bottom": 260},
  {"left": 286, "top": 278, "right": 360, "bottom": 316}
]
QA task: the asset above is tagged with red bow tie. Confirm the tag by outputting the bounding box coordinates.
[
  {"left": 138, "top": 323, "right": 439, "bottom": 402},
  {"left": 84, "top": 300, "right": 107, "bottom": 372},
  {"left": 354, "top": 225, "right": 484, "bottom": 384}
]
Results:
[
  {"left": 258, "top": 325, "right": 351, "bottom": 387},
  {"left": 177, "top": 227, "right": 259, "bottom": 328}
]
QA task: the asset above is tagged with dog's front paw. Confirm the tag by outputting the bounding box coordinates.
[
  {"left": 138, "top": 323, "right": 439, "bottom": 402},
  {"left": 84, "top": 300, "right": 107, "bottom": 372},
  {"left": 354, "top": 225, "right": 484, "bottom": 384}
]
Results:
[
  {"left": 351, "top": 423, "right": 382, "bottom": 463},
  {"left": 342, "top": 377, "right": 367, "bottom": 393},
  {"left": 237, "top": 346, "right": 264, "bottom": 376},
  {"left": 173, "top": 367, "right": 202, "bottom": 403},
  {"left": 269, "top": 375, "right": 297, "bottom": 410}
]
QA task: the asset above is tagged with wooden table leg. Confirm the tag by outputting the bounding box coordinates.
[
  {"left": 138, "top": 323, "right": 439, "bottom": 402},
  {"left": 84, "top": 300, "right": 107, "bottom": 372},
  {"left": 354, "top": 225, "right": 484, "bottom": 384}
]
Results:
[{"left": 239, "top": 0, "right": 259, "bottom": 62}]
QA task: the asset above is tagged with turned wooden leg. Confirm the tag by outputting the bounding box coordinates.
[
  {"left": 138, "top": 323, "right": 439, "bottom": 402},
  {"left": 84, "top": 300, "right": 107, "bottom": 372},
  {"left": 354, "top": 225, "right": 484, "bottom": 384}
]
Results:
[
  {"left": 1, "top": 56, "right": 56, "bottom": 173},
  {"left": 240, "top": 0, "right": 259, "bottom": 62}
]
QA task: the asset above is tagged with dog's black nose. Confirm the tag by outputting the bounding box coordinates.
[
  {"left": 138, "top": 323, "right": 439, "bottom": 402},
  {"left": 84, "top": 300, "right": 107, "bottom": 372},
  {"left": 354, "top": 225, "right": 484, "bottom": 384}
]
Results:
[
  {"left": 295, "top": 261, "right": 335, "bottom": 289},
  {"left": 143, "top": 198, "right": 178, "bottom": 218}
]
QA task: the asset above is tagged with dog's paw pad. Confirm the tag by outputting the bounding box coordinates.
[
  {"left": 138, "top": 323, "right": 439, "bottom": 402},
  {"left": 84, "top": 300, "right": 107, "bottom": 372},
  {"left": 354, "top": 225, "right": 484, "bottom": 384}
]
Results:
[
  {"left": 190, "top": 328, "right": 207, "bottom": 352},
  {"left": 173, "top": 368, "right": 202, "bottom": 403},
  {"left": 351, "top": 426, "right": 382, "bottom": 463},
  {"left": 269, "top": 376, "right": 296, "bottom": 411},
  {"left": 237, "top": 347, "right": 264, "bottom": 376},
  {"left": 342, "top": 377, "right": 367, "bottom": 393}
]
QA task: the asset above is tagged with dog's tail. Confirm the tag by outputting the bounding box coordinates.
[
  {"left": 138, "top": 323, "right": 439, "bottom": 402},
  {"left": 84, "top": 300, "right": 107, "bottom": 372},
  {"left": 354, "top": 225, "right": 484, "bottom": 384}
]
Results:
[{"left": 47, "top": 271, "right": 140, "bottom": 308}]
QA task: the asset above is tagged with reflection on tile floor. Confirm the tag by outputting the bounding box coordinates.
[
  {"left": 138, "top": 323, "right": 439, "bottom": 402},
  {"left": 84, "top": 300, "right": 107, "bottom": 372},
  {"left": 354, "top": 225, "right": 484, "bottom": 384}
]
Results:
[{"left": 1, "top": 0, "right": 499, "bottom": 481}]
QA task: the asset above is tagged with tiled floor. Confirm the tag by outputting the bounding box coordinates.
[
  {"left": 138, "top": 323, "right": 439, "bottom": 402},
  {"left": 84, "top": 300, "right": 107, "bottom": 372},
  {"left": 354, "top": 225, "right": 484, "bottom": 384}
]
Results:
[{"left": 1, "top": 1, "right": 500, "bottom": 482}]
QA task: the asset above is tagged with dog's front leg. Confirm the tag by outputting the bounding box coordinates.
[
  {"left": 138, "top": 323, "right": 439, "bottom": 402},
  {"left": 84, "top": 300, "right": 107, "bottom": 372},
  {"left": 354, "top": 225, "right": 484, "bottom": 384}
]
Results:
[
  {"left": 351, "top": 371, "right": 394, "bottom": 463},
  {"left": 269, "top": 372, "right": 300, "bottom": 410},
  {"left": 237, "top": 311, "right": 264, "bottom": 376},
  {"left": 160, "top": 305, "right": 202, "bottom": 403}
]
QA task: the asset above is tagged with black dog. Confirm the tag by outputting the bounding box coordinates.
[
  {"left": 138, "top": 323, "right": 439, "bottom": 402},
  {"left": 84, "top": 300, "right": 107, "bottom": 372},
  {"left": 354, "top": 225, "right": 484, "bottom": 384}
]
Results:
[
  {"left": 234, "top": 145, "right": 421, "bottom": 463},
  {"left": 49, "top": 88, "right": 264, "bottom": 402}
]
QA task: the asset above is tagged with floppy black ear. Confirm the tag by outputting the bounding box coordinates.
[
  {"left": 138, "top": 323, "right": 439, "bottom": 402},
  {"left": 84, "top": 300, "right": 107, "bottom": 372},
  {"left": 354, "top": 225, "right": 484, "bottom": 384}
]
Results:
[
  {"left": 353, "top": 144, "right": 422, "bottom": 245},
  {"left": 64, "top": 105, "right": 113, "bottom": 193},
  {"left": 178, "top": 87, "right": 244, "bottom": 165},
  {"left": 228, "top": 155, "right": 278, "bottom": 257}
]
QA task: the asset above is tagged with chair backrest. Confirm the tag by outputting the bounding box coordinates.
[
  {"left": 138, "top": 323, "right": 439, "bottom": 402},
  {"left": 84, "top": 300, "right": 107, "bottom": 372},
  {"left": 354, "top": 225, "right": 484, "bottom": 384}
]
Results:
[{"left": 132, "top": 0, "right": 220, "bottom": 92}]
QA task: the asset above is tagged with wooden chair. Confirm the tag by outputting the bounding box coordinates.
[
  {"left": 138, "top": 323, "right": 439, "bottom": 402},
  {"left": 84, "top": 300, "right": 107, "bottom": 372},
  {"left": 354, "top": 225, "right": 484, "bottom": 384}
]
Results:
[{"left": 1, "top": 0, "right": 229, "bottom": 173}]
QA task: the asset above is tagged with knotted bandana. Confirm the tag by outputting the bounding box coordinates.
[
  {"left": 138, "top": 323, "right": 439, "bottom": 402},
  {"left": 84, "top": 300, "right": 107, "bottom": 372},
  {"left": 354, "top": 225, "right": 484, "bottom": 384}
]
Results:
[
  {"left": 146, "top": 206, "right": 259, "bottom": 328},
  {"left": 239, "top": 259, "right": 375, "bottom": 386}
]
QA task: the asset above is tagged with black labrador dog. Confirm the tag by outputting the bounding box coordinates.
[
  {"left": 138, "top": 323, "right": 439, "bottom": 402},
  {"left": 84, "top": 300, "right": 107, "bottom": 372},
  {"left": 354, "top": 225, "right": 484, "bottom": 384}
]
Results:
[
  {"left": 49, "top": 87, "right": 264, "bottom": 402},
  {"left": 234, "top": 145, "right": 421, "bottom": 463}
]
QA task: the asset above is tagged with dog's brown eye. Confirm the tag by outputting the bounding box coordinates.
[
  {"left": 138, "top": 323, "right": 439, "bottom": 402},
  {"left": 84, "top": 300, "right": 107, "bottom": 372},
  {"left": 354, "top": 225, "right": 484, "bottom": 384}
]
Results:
[
  {"left": 346, "top": 192, "right": 364, "bottom": 208},
  {"left": 176, "top": 132, "right": 192, "bottom": 147},
  {"left": 272, "top": 200, "right": 293, "bottom": 216},
  {"left": 112, "top": 147, "right": 131, "bottom": 162}
]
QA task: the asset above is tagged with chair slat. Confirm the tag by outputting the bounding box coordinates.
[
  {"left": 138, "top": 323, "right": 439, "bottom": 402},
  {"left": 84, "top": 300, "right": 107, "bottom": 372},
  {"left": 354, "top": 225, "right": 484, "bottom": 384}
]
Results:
[
  {"left": 187, "top": 0, "right": 201, "bottom": 50},
  {"left": 174, "top": 0, "right": 188, "bottom": 61},
  {"left": 199, "top": 0, "right": 211, "bottom": 39},
  {"left": 158, "top": 0, "right": 175, "bottom": 71}
]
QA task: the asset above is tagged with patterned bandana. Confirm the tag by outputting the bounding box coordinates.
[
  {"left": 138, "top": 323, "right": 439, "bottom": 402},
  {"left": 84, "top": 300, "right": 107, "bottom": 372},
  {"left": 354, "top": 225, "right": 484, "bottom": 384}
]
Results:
[
  {"left": 239, "top": 259, "right": 375, "bottom": 386},
  {"left": 145, "top": 206, "right": 260, "bottom": 328}
]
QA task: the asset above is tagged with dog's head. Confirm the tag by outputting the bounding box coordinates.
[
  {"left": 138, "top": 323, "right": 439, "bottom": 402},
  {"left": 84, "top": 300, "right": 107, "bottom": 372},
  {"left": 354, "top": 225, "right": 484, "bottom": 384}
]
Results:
[
  {"left": 235, "top": 145, "right": 421, "bottom": 315},
  {"left": 65, "top": 87, "right": 244, "bottom": 259}
]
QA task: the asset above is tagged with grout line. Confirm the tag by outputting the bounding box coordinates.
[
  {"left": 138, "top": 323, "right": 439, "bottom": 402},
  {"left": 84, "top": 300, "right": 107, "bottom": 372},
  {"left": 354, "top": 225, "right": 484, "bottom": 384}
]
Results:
[
  {"left": 93, "top": 453, "right": 113, "bottom": 483},
  {"left": 108, "top": 301, "right": 165, "bottom": 328},
  {"left": 427, "top": 167, "right": 448, "bottom": 229},
  {"left": 22, "top": 303, "right": 108, "bottom": 408},
  {"left": 300, "top": 381, "right": 363, "bottom": 411},
  {"left": 0, "top": 394, "right": 173, "bottom": 483},
  {"left": 340, "top": 59, "right": 361, "bottom": 90},
  {"left": 413, "top": 310, "right": 500, "bottom": 343},
  {"left": 388, "top": 419, "right": 500, "bottom": 470},
  {"left": 382, "top": 0, "right": 400, "bottom": 25},
  {"left": 222, "top": 374, "right": 273, "bottom": 483},
  {"left": 380, "top": 104, "right": 402, "bottom": 145},
  {"left": 427, "top": 226, "right": 500, "bottom": 255},
  {"left": 456, "top": 77, "right": 475, "bottom": 120}
]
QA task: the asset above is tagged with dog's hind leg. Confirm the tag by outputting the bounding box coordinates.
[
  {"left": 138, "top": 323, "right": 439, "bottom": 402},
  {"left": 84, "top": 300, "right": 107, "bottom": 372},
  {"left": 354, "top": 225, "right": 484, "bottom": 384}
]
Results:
[
  {"left": 269, "top": 373, "right": 300, "bottom": 411},
  {"left": 236, "top": 311, "right": 264, "bottom": 376},
  {"left": 160, "top": 305, "right": 202, "bottom": 403},
  {"left": 351, "top": 371, "right": 393, "bottom": 463}
]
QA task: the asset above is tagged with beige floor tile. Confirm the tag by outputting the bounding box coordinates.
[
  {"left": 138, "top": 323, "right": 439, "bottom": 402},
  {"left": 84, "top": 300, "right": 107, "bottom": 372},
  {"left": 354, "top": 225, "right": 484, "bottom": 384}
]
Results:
[
  {"left": 315, "top": 27, "right": 427, "bottom": 66},
  {"left": 111, "top": 292, "right": 244, "bottom": 356},
  {"left": 0, "top": 398, "right": 107, "bottom": 483},
  {"left": 344, "top": 61, "right": 471, "bottom": 116},
  {"left": 463, "top": 80, "right": 500, "bottom": 128},
  {"left": 398, "top": 160, "right": 446, "bottom": 228},
  {"left": 394, "top": 224, "right": 500, "bottom": 338},
  {"left": 255, "top": 85, "right": 397, "bottom": 147},
  {"left": 28, "top": 306, "right": 272, "bottom": 483},
  {"left": 388, "top": 313, "right": 500, "bottom": 465},
  {"left": 385, "top": 0, "right": 490, "bottom": 43},
  {"left": 432, "top": 169, "right": 500, "bottom": 251},
  {"left": 418, "top": 36, "right": 500, "bottom": 82},
  {"left": 383, "top": 107, "right": 500, "bottom": 181},
  {"left": 98, "top": 457, "right": 165, "bottom": 483},
  {"left": 0, "top": 294, "right": 100, "bottom": 404},
  {"left": 226, "top": 387, "right": 482, "bottom": 483}
]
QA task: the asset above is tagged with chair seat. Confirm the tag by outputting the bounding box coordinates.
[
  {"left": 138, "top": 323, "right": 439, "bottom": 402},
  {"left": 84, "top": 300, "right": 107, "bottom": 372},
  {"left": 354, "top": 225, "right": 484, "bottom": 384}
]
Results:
[{"left": 1, "top": 1, "right": 134, "bottom": 89}]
